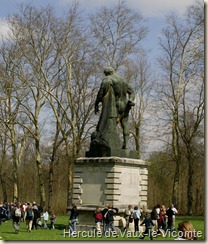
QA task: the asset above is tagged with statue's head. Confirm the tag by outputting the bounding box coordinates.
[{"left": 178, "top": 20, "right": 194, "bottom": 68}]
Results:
[{"left": 104, "top": 67, "right": 114, "bottom": 75}]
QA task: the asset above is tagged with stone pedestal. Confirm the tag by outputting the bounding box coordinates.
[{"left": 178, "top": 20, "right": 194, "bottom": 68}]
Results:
[{"left": 72, "top": 157, "right": 149, "bottom": 228}]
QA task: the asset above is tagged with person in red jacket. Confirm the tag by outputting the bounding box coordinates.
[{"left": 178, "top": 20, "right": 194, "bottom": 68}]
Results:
[{"left": 94, "top": 208, "right": 103, "bottom": 233}]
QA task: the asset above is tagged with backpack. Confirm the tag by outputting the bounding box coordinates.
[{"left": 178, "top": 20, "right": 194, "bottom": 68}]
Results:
[
  {"left": 95, "top": 213, "right": 103, "bottom": 221},
  {"left": 151, "top": 209, "right": 158, "bottom": 220},
  {"left": 27, "top": 209, "right": 33, "bottom": 218},
  {"left": 15, "top": 208, "right": 22, "bottom": 217},
  {"left": 104, "top": 210, "right": 114, "bottom": 223},
  {"left": 72, "top": 208, "right": 79, "bottom": 219}
]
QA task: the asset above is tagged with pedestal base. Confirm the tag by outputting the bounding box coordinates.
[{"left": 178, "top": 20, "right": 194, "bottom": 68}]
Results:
[
  {"left": 85, "top": 145, "right": 138, "bottom": 159},
  {"left": 72, "top": 156, "right": 149, "bottom": 229},
  {"left": 73, "top": 157, "right": 149, "bottom": 208}
]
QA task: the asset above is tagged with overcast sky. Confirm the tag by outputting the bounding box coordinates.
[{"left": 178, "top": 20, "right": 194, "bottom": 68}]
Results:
[{"left": 0, "top": 0, "right": 200, "bottom": 63}]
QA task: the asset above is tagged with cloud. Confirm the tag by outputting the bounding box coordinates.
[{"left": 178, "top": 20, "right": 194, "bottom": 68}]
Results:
[
  {"left": 0, "top": 18, "right": 11, "bottom": 40},
  {"left": 58, "top": 0, "right": 196, "bottom": 17}
]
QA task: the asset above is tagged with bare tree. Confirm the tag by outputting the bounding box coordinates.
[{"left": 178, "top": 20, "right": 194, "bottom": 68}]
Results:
[
  {"left": 4, "top": 4, "right": 61, "bottom": 208},
  {"left": 89, "top": 0, "right": 148, "bottom": 70},
  {"left": 0, "top": 50, "right": 30, "bottom": 202},
  {"left": 157, "top": 1, "right": 204, "bottom": 213},
  {"left": 125, "top": 52, "right": 155, "bottom": 158},
  {"left": 45, "top": 3, "right": 99, "bottom": 206}
]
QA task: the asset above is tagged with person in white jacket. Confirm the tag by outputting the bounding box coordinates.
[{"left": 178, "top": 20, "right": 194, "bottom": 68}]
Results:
[
  {"left": 42, "top": 210, "right": 49, "bottom": 229},
  {"left": 171, "top": 204, "right": 178, "bottom": 230}
]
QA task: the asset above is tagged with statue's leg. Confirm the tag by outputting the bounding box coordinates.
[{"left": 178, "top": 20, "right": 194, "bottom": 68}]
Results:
[{"left": 120, "top": 117, "right": 129, "bottom": 149}]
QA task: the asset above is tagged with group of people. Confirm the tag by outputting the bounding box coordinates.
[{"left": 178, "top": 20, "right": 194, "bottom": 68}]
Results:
[
  {"left": 139, "top": 211, "right": 197, "bottom": 241},
  {"left": 124, "top": 205, "right": 142, "bottom": 232},
  {"left": 133, "top": 203, "right": 178, "bottom": 240},
  {"left": 2, "top": 200, "right": 198, "bottom": 240},
  {"left": 91, "top": 203, "right": 198, "bottom": 241},
  {"left": 66, "top": 203, "right": 119, "bottom": 237},
  {"left": 93, "top": 204, "right": 148, "bottom": 237},
  {"left": 95, "top": 205, "right": 119, "bottom": 237},
  {"left": 124, "top": 203, "right": 198, "bottom": 241},
  {"left": 150, "top": 203, "right": 178, "bottom": 233},
  {"left": 67, "top": 203, "right": 179, "bottom": 239},
  {"left": 0, "top": 201, "right": 56, "bottom": 234}
]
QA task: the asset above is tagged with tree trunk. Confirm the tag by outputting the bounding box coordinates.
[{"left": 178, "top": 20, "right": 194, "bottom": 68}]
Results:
[
  {"left": 48, "top": 159, "right": 53, "bottom": 213},
  {"left": 187, "top": 152, "right": 193, "bottom": 215},
  {"left": 0, "top": 176, "right": 7, "bottom": 203},
  {"left": 171, "top": 107, "right": 181, "bottom": 206},
  {"left": 11, "top": 128, "right": 19, "bottom": 202},
  {"left": 0, "top": 145, "right": 8, "bottom": 202},
  {"left": 35, "top": 133, "right": 46, "bottom": 210},
  {"left": 172, "top": 162, "right": 179, "bottom": 207},
  {"left": 48, "top": 134, "right": 59, "bottom": 212},
  {"left": 67, "top": 161, "right": 74, "bottom": 207},
  {"left": 65, "top": 138, "right": 74, "bottom": 208}
]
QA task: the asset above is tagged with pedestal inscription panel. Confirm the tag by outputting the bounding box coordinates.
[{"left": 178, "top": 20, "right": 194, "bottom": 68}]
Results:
[{"left": 73, "top": 157, "right": 149, "bottom": 209}]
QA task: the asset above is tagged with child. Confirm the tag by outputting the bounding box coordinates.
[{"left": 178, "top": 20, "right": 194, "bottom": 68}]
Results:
[
  {"left": 50, "top": 213, "right": 56, "bottom": 229},
  {"left": 140, "top": 212, "right": 154, "bottom": 240},
  {"left": 94, "top": 208, "right": 103, "bottom": 233},
  {"left": 41, "top": 210, "right": 49, "bottom": 229}
]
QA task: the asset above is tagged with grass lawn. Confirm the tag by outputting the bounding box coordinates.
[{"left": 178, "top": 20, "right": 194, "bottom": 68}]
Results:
[{"left": 0, "top": 215, "right": 204, "bottom": 241}]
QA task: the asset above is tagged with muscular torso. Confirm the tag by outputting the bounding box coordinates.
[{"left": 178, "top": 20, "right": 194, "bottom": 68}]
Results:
[
  {"left": 96, "top": 73, "right": 134, "bottom": 116},
  {"left": 110, "top": 74, "right": 129, "bottom": 114}
]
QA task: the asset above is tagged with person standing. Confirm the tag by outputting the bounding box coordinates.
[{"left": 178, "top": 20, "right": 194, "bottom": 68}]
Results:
[
  {"left": 50, "top": 213, "right": 56, "bottom": 229},
  {"left": 171, "top": 204, "right": 178, "bottom": 230},
  {"left": 101, "top": 204, "right": 109, "bottom": 234},
  {"left": 159, "top": 204, "right": 167, "bottom": 232},
  {"left": 166, "top": 205, "right": 175, "bottom": 231},
  {"left": 154, "top": 204, "right": 161, "bottom": 233},
  {"left": 11, "top": 202, "right": 23, "bottom": 234},
  {"left": 124, "top": 205, "right": 133, "bottom": 231},
  {"left": 24, "top": 202, "right": 34, "bottom": 232},
  {"left": 38, "top": 203, "right": 43, "bottom": 214},
  {"left": 133, "top": 206, "right": 141, "bottom": 233},
  {"left": 104, "top": 205, "right": 118, "bottom": 237},
  {"left": 94, "top": 208, "right": 103, "bottom": 233},
  {"left": 32, "top": 202, "right": 40, "bottom": 230},
  {"left": 151, "top": 205, "right": 159, "bottom": 232},
  {"left": 42, "top": 209, "right": 49, "bottom": 229},
  {"left": 68, "top": 203, "right": 79, "bottom": 235}
]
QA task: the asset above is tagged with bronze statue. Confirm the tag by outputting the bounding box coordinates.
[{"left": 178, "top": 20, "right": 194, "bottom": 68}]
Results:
[{"left": 91, "top": 67, "right": 135, "bottom": 151}]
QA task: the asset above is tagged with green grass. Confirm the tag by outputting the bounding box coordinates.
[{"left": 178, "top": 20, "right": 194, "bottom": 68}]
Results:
[{"left": 0, "top": 215, "right": 204, "bottom": 241}]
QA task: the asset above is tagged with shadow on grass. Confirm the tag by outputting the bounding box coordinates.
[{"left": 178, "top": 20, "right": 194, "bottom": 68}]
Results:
[
  {"left": 54, "top": 223, "right": 67, "bottom": 230},
  {"left": 1, "top": 232, "right": 17, "bottom": 235}
]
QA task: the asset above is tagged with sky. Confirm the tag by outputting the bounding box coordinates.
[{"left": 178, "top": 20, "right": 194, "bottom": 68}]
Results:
[
  {"left": 0, "top": 0, "right": 197, "bottom": 18},
  {"left": 0, "top": 0, "right": 200, "bottom": 152},
  {"left": 0, "top": 0, "right": 199, "bottom": 63}
]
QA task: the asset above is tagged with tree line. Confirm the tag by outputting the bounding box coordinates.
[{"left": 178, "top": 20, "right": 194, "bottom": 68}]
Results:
[{"left": 0, "top": 0, "right": 204, "bottom": 215}]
